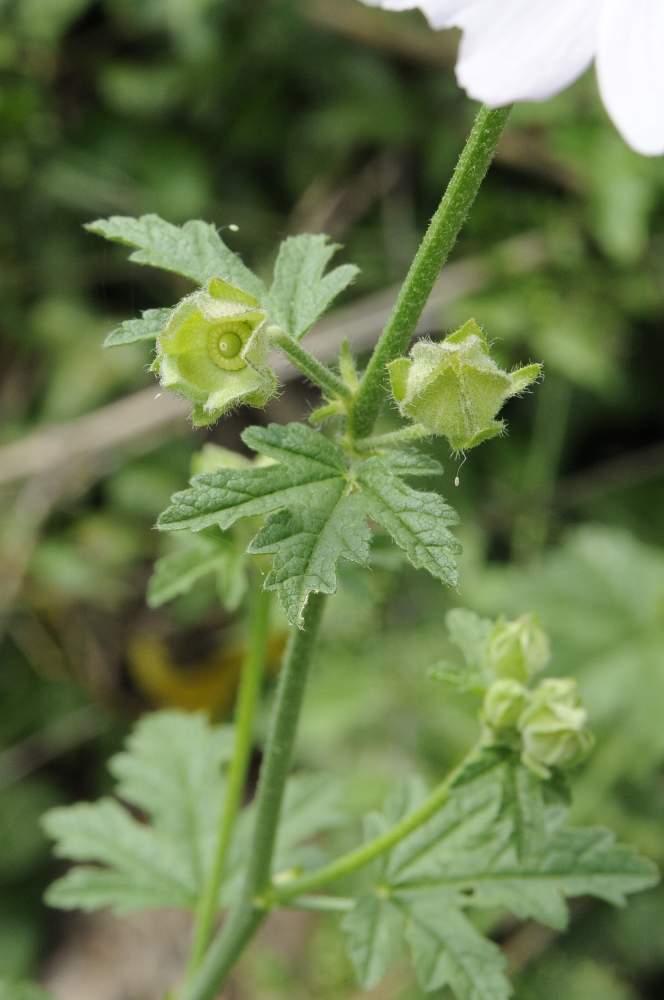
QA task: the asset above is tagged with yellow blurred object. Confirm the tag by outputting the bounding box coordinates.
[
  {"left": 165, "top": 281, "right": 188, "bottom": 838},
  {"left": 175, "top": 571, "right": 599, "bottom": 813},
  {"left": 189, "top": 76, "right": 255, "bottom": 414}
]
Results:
[{"left": 127, "top": 629, "right": 286, "bottom": 717}]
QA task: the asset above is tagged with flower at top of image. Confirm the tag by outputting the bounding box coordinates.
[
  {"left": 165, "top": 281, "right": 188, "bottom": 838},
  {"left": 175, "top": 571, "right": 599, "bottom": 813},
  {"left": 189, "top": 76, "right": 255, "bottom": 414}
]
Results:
[{"left": 361, "top": 0, "right": 664, "bottom": 155}]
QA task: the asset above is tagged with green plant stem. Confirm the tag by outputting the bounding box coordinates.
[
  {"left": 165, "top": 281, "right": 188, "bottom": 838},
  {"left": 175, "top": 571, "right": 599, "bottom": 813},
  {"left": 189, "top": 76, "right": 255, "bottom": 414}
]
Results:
[
  {"left": 354, "top": 424, "right": 431, "bottom": 452},
  {"left": 181, "top": 593, "right": 327, "bottom": 1000},
  {"left": 269, "top": 327, "right": 353, "bottom": 401},
  {"left": 271, "top": 747, "right": 480, "bottom": 904},
  {"left": 349, "top": 105, "right": 511, "bottom": 440},
  {"left": 186, "top": 582, "right": 272, "bottom": 976}
]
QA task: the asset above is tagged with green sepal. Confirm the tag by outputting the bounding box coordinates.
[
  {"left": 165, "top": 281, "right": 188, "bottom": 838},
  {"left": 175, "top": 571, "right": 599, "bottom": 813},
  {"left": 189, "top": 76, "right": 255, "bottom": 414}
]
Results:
[
  {"left": 388, "top": 319, "right": 542, "bottom": 453},
  {"left": 153, "top": 279, "right": 277, "bottom": 426}
]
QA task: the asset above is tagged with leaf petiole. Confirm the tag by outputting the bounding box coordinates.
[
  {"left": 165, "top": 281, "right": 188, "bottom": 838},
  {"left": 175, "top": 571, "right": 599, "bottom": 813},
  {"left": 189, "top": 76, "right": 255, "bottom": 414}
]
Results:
[
  {"left": 269, "top": 746, "right": 482, "bottom": 905},
  {"left": 269, "top": 326, "right": 353, "bottom": 402}
]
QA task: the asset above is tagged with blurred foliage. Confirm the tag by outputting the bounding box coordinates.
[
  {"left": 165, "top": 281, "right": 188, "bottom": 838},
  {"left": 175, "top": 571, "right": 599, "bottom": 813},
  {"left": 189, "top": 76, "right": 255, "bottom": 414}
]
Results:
[{"left": 1, "top": 0, "right": 664, "bottom": 996}]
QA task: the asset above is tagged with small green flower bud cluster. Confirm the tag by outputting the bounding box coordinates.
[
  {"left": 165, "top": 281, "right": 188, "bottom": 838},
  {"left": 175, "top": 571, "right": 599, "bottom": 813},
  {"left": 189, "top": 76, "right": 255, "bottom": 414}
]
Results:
[
  {"left": 152, "top": 278, "right": 277, "bottom": 427},
  {"left": 388, "top": 319, "right": 542, "bottom": 453}
]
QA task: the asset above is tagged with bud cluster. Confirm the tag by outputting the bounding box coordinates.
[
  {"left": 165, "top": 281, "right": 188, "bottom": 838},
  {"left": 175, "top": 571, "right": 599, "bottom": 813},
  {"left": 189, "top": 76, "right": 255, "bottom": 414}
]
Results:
[{"left": 478, "top": 615, "right": 593, "bottom": 778}]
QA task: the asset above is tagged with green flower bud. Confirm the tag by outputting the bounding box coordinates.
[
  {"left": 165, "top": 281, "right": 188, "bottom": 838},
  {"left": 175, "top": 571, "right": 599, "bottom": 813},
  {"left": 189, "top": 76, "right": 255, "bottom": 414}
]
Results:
[
  {"left": 153, "top": 278, "right": 277, "bottom": 427},
  {"left": 387, "top": 319, "right": 542, "bottom": 453},
  {"left": 482, "top": 679, "right": 529, "bottom": 734},
  {"left": 519, "top": 678, "right": 594, "bottom": 779},
  {"left": 486, "top": 614, "right": 551, "bottom": 683}
]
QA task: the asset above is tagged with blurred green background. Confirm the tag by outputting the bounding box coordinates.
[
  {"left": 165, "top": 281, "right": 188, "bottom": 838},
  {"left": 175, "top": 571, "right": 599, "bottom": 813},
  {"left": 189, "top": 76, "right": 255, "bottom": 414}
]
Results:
[{"left": 1, "top": 0, "right": 664, "bottom": 997}]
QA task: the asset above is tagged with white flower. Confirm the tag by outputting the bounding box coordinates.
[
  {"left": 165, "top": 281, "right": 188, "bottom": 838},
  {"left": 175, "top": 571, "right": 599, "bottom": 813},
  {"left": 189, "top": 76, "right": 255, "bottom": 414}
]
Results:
[{"left": 361, "top": 0, "right": 664, "bottom": 156}]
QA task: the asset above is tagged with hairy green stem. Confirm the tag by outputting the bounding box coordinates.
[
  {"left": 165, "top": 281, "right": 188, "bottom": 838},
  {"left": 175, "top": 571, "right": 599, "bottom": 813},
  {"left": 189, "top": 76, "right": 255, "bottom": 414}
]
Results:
[
  {"left": 181, "top": 594, "right": 326, "bottom": 1000},
  {"left": 269, "top": 327, "right": 352, "bottom": 401},
  {"left": 349, "top": 105, "right": 511, "bottom": 440},
  {"left": 186, "top": 582, "right": 272, "bottom": 975},
  {"left": 271, "top": 748, "right": 480, "bottom": 904}
]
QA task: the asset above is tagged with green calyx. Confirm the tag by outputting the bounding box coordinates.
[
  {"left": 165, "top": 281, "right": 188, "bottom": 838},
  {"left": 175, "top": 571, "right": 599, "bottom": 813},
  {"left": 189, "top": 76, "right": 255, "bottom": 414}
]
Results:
[
  {"left": 482, "top": 676, "right": 594, "bottom": 778},
  {"left": 388, "top": 319, "right": 542, "bottom": 454},
  {"left": 486, "top": 613, "right": 551, "bottom": 683},
  {"left": 153, "top": 277, "right": 277, "bottom": 427},
  {"left": 519, "top": 678, "right": 594, "bottom": 779},
  {"left": 482, "top": 679, "right": 529, "bottom": 734}
]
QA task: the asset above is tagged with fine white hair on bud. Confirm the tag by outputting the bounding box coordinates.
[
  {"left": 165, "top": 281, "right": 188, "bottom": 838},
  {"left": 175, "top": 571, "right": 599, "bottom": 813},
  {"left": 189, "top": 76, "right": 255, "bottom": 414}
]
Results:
[{"left": 361, "top": 0, "right": 664, "bottom": 156}]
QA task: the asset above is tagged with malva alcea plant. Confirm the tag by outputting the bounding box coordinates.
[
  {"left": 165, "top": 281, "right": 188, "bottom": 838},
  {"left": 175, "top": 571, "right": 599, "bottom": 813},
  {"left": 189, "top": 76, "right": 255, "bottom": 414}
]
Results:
[{"left": 38, "top": 75, "right": 658, "bottom": 1000}]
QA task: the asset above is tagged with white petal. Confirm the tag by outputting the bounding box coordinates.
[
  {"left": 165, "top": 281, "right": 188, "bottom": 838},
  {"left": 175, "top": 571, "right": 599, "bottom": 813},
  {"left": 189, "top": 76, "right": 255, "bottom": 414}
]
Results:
[
  {"left": 360, "top": 1, "right": 467, "bottom": 29},
  {"left": 597, "top": 0, "right": 664, "bottom": 156},
  {"left": 454, "top": 0, "right": 602, "bottom": 107}
]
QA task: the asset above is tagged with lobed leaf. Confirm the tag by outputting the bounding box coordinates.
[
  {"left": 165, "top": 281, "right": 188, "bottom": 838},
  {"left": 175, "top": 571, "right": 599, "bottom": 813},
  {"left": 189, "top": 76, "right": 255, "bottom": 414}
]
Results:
[
  {"left": 250, "top": 488, "right": 371, "bottom": 627},
  {"left": 341, "top": 752, "right": 658, "bottom": 997},
  {"left": 356, "top": 457, "right": 460, "bottom": 589},
  {"left": 405, "top": 896, "right": 511, "bottom": 998},
  {"left": 158, "top": 423, "right": 460, "bottom": 621},
  {"left": 268, "top": 234, "right": 359, "bottom": 339},
  {"left": 148, "top": 533, "right": 246, "bottom": 610},
  {"left": 86, "top": 214, "right": 266, "bottom": 299},
  {"left": 103, "top": 306, "right": 173, "bottom": 347},
  {"left": 342, "top": 894, "right": 403, "bottom": 990}
]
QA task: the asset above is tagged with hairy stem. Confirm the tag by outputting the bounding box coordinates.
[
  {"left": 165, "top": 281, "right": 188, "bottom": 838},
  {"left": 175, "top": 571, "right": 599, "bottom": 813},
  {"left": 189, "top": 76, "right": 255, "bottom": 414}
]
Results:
[
  {"left": 269, "top": 327, "right": 353, "bottom": 401},
  {"left": 181, "top": 594, "right": 326, "bottom": 1000},
  {"left": 186, "top": 582, "right": 272, "bottom": 975},
  {"left": 349, "top": 105, "right": 511, "bottom": 440},
  {"left": 271, "top": 747, "right": 480, "bottom": 903}
]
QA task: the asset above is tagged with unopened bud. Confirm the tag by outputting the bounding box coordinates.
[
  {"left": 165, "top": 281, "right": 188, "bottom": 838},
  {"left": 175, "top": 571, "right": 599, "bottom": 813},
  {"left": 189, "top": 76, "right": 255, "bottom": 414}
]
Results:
[
  {"left": 482, "top": 679, "right": 529, "bottom": 734},
  {"left": 486, "top": 614, "right": 551, "bottom": 683},
  {"left": 388, "top": 319, "right": 541, "bottom": 453},
  {"left": 519, "top": 678, "right": 593, "bottom": 778}
]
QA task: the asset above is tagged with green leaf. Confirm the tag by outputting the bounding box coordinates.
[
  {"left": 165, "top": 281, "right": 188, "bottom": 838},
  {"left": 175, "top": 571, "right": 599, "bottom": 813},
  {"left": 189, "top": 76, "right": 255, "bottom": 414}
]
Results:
[
  {"left": 158, "top": 423, "right": 346, "bottom": 535},
  {"left": 342, "top": 755, "right": 657, "bottom": 998},
  {"left": 249, "top": 489, "right": 371, "bottom": 628},
  {"left": 388, "top": 754, "right": 658, "bottom": 931},
  {"left": 405, "top": 896, "right": 511, "bottom": 998},
  {"left": 268, "top": 234, "right": 359, "bottom": 339},
  {"left": 342, "top": 894, "right": 403, "bottom": 990},
  {"left": 159, "top": 423, "right": 459, "bottom": 624},
  {"left": 43, "top": 798, "right": 197, "bottom": 912},
  {"left": 148, "top": 532, "right": 247, "bottom": 611},
  {"left": 104, "top": 306, "right": 173, "bottom": 347},
  {"left": 44, "top": 711, "right": 337, "bottom": 919},
  {"left": 86, "top": 214, "right": 266, "bottom": 299},
  {"left": 356, "top": 457, "right": 460, "bottom": 589},
  {"left": 43, "top": 711, "right": 233, "bottom": 914}
]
